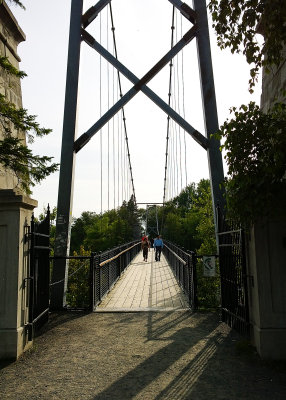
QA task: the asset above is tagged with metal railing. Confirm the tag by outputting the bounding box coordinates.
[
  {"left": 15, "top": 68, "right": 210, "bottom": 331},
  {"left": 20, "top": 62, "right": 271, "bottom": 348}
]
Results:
[
  {"left": 91, "top": 240, "right": 141, "bottom": 310},
  {"left": 163, "top": 240, "right": 198, "bottom": 310},
  {"left": 217, "top": 206, "right": 250, "bottom": 335},
  {"left": 50, "top": 241, "right": 141, "bottom": 311}
]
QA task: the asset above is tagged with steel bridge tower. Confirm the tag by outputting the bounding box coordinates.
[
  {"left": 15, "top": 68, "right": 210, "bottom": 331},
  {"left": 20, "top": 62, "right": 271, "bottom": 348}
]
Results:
[{"left": 50, "top": 0, "right": 225, "bottom": 309}]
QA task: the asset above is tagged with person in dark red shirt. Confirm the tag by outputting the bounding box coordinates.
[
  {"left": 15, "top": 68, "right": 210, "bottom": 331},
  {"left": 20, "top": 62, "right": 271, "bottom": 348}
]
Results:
[{"left": 141, "top": 237, "right": 150, "bottom": 262}]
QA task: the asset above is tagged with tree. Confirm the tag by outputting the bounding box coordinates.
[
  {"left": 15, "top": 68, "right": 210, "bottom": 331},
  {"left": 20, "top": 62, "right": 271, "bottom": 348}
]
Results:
[
  {"left": 209, "top": 1, "right": 286, "bottom": 224},
  {"left": 70, "top": 197, "right": 142, "bottom": 253},
  {"left": 214, "top": 102, "right": 286, "bottom": 224},
  {"left": 209, "top": 0, "right": 286, "bottom": 91},
  {"left": 0, "top": 1, "right": 58, "bottom": 194}
]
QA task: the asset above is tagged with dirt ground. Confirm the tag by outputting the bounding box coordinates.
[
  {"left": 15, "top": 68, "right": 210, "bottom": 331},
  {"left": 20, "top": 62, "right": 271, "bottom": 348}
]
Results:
[{"left": 1, "top": 310, "right": 286, "bottom": 400}]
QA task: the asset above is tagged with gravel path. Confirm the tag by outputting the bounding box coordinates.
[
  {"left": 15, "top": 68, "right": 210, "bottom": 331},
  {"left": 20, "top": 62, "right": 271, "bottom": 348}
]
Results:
[{"left": 1, "top": 311, "right": 286, "bottom": 400}]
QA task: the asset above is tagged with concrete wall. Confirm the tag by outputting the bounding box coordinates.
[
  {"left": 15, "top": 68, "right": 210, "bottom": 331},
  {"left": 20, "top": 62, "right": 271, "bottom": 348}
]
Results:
[
  {"left": 0, "top": 0, "right": 26, "bottom": 189},
  {"left": 260, "top": 45, "right": 286, "bottom": 112},
  {"left": 0, "top": 189, "right": 37, "bottom": 360},
  {"left": 0, "top": 3, "right": 39, "bottom": 360},
  {"left": 247, "top": 45, "right": 286, "bottom": 359},
  {"left": 247, "top": 216, "right": 286, "bottom": 359}
]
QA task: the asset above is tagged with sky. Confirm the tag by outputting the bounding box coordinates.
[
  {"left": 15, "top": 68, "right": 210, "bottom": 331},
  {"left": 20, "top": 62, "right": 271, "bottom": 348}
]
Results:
[{"left": 9, "top": 0, "right": 261, "bottom": 218}]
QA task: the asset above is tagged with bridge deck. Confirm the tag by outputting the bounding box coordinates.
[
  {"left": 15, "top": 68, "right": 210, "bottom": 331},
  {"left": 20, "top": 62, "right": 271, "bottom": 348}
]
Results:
[{"left": 97, "top": 249, "right": 189, "bottom": 311}]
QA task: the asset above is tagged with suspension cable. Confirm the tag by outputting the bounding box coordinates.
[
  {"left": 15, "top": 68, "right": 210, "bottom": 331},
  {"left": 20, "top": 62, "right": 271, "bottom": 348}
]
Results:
[
  {"left": 112, "top": 46, "right": 116, "bottom": 210},
  {"left": 180, "top": 13, "right": 188, "bottom": 188},
  {"left": 107, "top": 7, "right": 110, "bottom": 210},
  {"left": 155, "top": 205, "right": 159, "bottom": 235},
  {"left": 175, "top": 10, "right": 183, "bottom": 192},
  {"left": 100, "top": 11, "right": 103, "bottom": 219},
  {"left": 163, "top": 6, "right": 176, "bottom": 205},
  {"left": 109, "top": 3, "right": 136, "bottom": 204}
]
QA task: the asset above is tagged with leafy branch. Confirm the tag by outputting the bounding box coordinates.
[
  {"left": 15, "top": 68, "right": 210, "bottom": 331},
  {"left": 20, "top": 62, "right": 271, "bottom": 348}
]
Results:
[
  {"left": 209, "top": 0, "right": 286, "bottom": 92},
  {"left": 0, "top": 56, "right": 27, "bottom": 78},
  {"left": 214, "top": 102, "right": 286, "bottom": 224},
  {"left": 0, "top": 136, "right": 58, "bottom": 194},
  {"left": 0, "top": 54, "right": 58, "bottom": 194}
]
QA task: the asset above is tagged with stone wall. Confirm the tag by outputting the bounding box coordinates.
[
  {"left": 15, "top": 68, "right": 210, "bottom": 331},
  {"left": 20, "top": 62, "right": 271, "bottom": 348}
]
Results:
[
  {"left": 0, "top": 0, "right": 26, "bottom": 189},
  {"left": 0, "top": 2, "right": 38, "bottom": 360},
  {"left": 260, "top": 46, "right": 286, "bottom": 112},
  {"left": 247, "top": 44, "right": 286, "bottom": 359}
]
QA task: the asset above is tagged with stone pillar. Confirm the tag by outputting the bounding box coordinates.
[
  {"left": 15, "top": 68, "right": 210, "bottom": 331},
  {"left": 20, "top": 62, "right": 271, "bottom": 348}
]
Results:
[
  {"left": 247, "top": 215, "right": 286, "bottom": 359},
  {"left": 0, "top": 189, "right": 37, "bottom": 360},
  {"left": 0, "top": 1, "right": 26, "bottom": 190}
]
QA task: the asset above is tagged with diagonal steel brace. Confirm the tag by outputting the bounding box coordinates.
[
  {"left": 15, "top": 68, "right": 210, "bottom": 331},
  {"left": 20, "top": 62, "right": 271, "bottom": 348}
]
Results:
[
  {"left": 82, "top": 0, "right": 111, "bottom": 28},
  {"left": 168, "top": 0, "right": 196, "bottom": 24},
  {"left": 74, "top": 26, "right": 208, "bottom": 152}
]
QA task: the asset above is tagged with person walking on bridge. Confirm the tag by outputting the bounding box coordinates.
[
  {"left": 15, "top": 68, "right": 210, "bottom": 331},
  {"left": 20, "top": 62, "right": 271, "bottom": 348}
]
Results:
[
  {"left": 141, "top": 237, "right": 150, "bottom": 262},
  {"left": 154, "top": 235, "right": 163, "bottom": 262}
]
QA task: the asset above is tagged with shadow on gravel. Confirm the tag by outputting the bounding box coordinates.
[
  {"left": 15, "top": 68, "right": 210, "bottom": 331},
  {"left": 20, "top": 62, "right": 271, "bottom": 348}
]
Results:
[
  {"left": 92, "top": 310, "right": 286, "bottom": 400},
  {"left": 36, "top": 310, "right": 91, "bottom": 336},
  {"left": 0, "top": 359, "right": 14, "bottom": 371},
  {"left": 93, "top": 312, "right": 220, "bottom": 400},
  {"left": 0, "top": 311, "right": 91, "bottom": 371}
]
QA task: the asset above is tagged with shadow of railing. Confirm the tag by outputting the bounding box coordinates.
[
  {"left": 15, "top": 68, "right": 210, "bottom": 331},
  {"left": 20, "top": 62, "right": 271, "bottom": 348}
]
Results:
[{"left": 93, "top": 312, "right": 224, "bottom": 400}]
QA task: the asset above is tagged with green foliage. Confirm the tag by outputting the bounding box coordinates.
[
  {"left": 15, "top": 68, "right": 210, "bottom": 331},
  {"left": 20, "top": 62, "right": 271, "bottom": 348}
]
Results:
[
  {"left": 0, "top": 44, "right": 58, "bottom": 194},
  {"left": 38, "top": 206, "right": 57, "bottom": 255},
  {"left": 189, "top": 180, "right": 220, "bottom": 309},
  {"left": 162, "top": 181, "right": 215, "bottom": 252},
  {"left": 0, "top": 56, "right": 26, "bottom": 78},
  {"left": 0, "top": 134, "right": 58, "bottom": 194},
  {"left": 214, "top": 101, "right": 286, "bottom": 224},
  {"left": 70, "top": 195, "right": 141, "bottom": 253},
  {"left": 161, "top": 184, "right": 202, "bottom": 250},
  {"left": 191, "top": 180, "right": 217, "bottom": 255},
  {"left": 161, "top": 180, "right": 220, "bottom": 309},
  {"left": 66, "top": 247, "right": 91, "bottom": 308},
  {"left": 209, "top": 0, "right": 286, "bottom": 91}
]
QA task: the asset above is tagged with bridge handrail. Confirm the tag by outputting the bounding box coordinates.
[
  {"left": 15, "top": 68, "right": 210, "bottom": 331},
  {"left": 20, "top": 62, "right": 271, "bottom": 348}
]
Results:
[
  {"left": 163, "top": 244, "right": 187, "bottom": 266},
  {"left": 99, "top": 241, "right": 141, "bottom": 267},
  {"left": 163, "top": 239, "right": 198, "bottom": 310}
]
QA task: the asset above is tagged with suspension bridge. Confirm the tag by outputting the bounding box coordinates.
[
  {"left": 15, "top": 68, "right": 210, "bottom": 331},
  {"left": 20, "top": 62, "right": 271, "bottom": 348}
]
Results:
[
  {"left": 2, "top": 1, "right": 286, "bottom": 397},
  {"left": 1, "top": 4, "right": 286, "bottom": 397},
  {"left": 48, "top": 0, "right": 225, "bottom": 311},
  {"left": 26, "top": 0, "right": 246, "bottom": 335},
  {"left": 21, "top": 0, "right": 250, "bottom": 357}
]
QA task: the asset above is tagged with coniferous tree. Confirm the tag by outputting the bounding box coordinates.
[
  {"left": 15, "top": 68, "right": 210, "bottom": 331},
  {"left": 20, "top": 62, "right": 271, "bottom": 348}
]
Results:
[{"left": 0, "top": 0, "right": 58, "bottom": 194}]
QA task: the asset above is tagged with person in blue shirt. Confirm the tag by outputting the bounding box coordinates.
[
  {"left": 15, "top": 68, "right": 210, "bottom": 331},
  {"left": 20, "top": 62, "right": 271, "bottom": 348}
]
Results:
[{"left": 153, "top": 235, "right": 163, "bottom": 262}]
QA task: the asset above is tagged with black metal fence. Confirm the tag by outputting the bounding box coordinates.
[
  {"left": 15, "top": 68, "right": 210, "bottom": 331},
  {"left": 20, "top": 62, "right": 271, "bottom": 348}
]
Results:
[
  {"left": 50, "top": 255, "right": 92, "bottom": 309},
  {"left": 49, "top": 240, "right": 141, "bottom": 310},
  {"left": 25, "top": 208, "right": 50, "bottom": 339},
  {"left": 91, "top": 241, "right": 141, "bottom": 309},
  {"left": 163, "top": 240, "right": 198, "bottom": 310},
  {"left": 217, "top": 207, "right": 250, "bottom": 335}
]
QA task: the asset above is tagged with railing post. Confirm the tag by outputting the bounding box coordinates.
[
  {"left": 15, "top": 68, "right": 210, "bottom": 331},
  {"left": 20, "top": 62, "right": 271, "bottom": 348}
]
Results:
[
  {"left": 192, "top": 251, "right": 199, "bottom": 311},
  {"left": 98, "top": 252, "right": 102, "bottom": 303},
  {"left": 107, "top": 249, "right": 110, "bottom": 291},
  {"left": 116, "top": 251, "right": 120, "bottom": 278},
  {"left": 28, "top": 214, "right": 35, "bottom": 341},
  {"left": 89, "top": 252, "right": 95, "bottom": 311}
]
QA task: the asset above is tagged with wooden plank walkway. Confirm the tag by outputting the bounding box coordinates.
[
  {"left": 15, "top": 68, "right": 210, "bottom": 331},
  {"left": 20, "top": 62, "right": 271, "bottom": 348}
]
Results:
[{"left": 97, "top": 249, "right": 189, "bottom": 311}]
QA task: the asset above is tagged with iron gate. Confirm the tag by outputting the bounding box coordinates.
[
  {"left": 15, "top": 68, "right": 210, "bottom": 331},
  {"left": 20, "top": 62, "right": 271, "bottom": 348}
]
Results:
[
  {"left": 217, "top": 207, "right": 250, "bottom": 335},
  {"left": 26, "top": 208, "right": 50, "bottom": 339}
]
